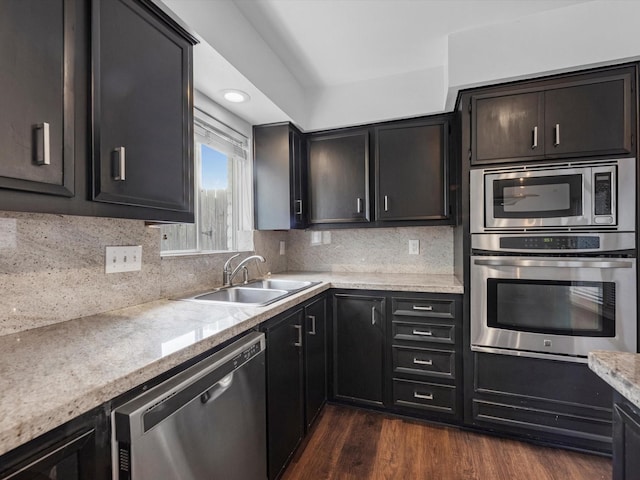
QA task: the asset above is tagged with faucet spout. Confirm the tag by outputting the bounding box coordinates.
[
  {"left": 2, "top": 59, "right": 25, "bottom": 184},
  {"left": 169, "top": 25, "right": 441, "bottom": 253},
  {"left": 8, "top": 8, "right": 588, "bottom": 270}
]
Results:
[{"left": 226, "top": 255, "right": 266, "bottom": 286}]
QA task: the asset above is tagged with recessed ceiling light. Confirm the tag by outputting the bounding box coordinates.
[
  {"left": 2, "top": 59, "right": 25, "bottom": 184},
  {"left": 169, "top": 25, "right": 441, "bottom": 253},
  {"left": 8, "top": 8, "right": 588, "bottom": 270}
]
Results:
[{"left": 222, "top": 89, "right": 250, "bottom": 103}]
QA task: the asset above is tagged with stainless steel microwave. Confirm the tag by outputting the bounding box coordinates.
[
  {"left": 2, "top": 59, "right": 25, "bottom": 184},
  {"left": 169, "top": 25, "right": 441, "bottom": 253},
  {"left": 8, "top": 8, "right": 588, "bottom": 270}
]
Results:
[{"left": 470, "top": 158, "right": 636, "bottom": 233}]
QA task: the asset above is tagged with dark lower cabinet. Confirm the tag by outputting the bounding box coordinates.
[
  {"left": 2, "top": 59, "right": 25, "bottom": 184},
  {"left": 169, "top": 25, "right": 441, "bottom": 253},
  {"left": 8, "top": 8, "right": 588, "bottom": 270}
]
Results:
[
  {"left": 333, "top": 293, "right": 385, "bottom": 406},
  {"left": 304, "top": 296, "right": 327, "bottom": 429},
  {"left": 263, "top": 308, "right": 305, "bottom": 480},
  {"left": 468, "top": 352, "right": 613, "bottom": 453},
  {"left": 613, "top": 393, "right": 640, "bottom": 480},
  {"left": 0, "top": 406, "right": 109, "bottom": 480},
  {"left": 263, "top": 294, "right": 328, "bottom": 480}
]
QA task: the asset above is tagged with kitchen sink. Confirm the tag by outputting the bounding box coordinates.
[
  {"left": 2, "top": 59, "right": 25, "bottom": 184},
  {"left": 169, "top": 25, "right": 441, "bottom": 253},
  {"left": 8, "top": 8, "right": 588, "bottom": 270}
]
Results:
[
  {"left": 180, "top": 279, "right": 321, "bottom": 307},
  {"left": 243, "top": 279, "right": 316, "bottom": 291}
]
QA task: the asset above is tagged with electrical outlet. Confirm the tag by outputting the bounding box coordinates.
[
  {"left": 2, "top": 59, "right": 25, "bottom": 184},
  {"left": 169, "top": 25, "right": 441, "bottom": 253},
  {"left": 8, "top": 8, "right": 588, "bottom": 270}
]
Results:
[
  {"left": 279, "top": 240, "right": 286, "bottom": 255},
  {"left": 105, "top": 245, "right": 142, "bottom": 273},
  {"left": 311, "top": 231, "right": 322, "bottom": 245},
  {"left": 409, "top": 239, "right": 420, "bottom": 255},
  {"left": 322, "top": 231, "right": 332, "bottom": 244}
]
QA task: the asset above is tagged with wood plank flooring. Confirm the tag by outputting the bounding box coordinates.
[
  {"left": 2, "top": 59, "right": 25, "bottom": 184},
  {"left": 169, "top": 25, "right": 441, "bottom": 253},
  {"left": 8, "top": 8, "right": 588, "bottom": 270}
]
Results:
[{"left": 282, "top": 405, "right": 612, "bottom": 480}]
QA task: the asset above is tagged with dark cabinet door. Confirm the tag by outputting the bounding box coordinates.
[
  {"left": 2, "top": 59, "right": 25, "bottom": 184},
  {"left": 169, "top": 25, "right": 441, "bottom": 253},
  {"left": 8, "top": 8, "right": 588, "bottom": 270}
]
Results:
[
  {"left": 265, "top": 309, "right": 304, "bottom": 480},
  {"left": 333, "top": 294, "right": 385, "bottom": 406},
  {"left": 613, "top": 396, "right": 640, "bottom": 480},
  {"left": 544, "top": 75, "right": 632, "bottom": 157},
  {"left": 92, "top": 0, "right": 193, "bottom": 214},
  {"left": 0, "top": 0, "right": 75, "bottom": 197},
  {"left": 376, "top": 121, "right": 448, "bottom": 221},
  {"left": 254, "top": 124, "right": 306, "bottom": 230},
  {"left": 290, "top": 128, "right": 307, "bottom": 229},
  {"left": 308, "top": 130, "right": 370, "bottom": 224},
  {"left": 304, "top": 297, "right": 327, "bottom": 430},
  {"left": 472, "top": 91, "right": 545, "bottom": 164}
]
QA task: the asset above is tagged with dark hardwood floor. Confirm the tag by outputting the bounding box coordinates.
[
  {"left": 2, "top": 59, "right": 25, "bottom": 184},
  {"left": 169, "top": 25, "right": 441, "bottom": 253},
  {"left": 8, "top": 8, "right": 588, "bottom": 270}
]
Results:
[{"left": 282, "top": 405, "right": 612, "bottom": 480}]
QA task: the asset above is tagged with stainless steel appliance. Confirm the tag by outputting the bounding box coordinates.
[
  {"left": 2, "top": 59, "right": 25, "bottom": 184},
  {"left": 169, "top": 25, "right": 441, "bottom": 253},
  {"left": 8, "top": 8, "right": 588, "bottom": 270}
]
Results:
[
  {"left": 112, "top": 331, "right": 267, "bottom": 480},
  {"left": 470, "top": 253, "right": 637, "bottom": 362},
  {"left": 470, "top": 157, "right": 635, "bottom": 233}
]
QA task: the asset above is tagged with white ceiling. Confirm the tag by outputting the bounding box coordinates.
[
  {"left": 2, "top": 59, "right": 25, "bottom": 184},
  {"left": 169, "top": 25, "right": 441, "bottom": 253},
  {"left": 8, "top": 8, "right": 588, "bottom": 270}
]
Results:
[{"left": 164, "top": 0, "right": 594, "bottom": 130}]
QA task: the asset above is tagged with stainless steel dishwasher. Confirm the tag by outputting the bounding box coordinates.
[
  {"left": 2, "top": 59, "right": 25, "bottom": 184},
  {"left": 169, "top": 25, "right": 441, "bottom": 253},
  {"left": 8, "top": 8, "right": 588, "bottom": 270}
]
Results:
[{"left": 112, "top": 331, "right": 267, "bottom": 480}]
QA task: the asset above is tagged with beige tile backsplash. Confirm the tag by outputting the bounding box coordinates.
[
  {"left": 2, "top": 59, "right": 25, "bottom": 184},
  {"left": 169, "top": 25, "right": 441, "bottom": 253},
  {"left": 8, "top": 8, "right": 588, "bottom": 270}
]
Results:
[{"left": 0, "top": 211, "right": 452, "bottom": 336}]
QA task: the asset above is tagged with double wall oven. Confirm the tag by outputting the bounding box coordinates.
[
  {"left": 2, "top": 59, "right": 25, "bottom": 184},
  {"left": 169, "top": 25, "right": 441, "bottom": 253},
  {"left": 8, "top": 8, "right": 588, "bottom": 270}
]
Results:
[{"left": 470, "top": 157, "right": 637, "bottom": 362}]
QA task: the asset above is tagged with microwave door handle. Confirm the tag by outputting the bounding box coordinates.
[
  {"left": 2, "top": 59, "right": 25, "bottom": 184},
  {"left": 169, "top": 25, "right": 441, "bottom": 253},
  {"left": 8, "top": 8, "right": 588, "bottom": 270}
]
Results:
[{"left": 473, "top": 258, "right": 634, "bottom": 269}]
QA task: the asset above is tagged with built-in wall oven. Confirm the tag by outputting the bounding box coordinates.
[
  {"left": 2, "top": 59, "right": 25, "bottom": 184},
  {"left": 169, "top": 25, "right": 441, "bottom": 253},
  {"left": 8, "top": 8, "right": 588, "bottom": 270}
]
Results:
[{"left": 470, "top": 157, "right": 637, "bottom": 363}]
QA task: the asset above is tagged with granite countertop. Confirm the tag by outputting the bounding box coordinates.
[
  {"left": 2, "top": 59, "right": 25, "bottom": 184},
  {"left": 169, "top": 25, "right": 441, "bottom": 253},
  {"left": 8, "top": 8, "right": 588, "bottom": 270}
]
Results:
[
  {"left": 0, "top": 271, "right": 462, "bottom": 457},
  {"left": 589, "top": 350, "right": 640, "bottom": 410}
]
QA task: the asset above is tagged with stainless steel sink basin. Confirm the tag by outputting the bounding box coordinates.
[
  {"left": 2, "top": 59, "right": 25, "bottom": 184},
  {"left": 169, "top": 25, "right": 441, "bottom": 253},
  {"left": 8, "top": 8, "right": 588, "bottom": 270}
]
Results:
[
  {"left": 243, "top": 279, "right": 316, "bottom": 291},
  {"left": 191, "top": 287, "right": 288, "bottom": 305},
  {"left": 179, "top": 279, "right": 321, "bottom": 307}
]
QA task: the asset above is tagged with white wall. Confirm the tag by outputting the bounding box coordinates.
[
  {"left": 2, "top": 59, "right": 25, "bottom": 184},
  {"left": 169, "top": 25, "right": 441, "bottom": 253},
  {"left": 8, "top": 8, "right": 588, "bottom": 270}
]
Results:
[{"left": 446, "top": 0, "right": 640, "bottom": 109}]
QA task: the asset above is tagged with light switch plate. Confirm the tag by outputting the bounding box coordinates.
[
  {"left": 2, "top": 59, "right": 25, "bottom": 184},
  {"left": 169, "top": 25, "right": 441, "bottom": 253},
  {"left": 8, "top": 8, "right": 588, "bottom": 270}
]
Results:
[
  {"left": 409, "top": 239, "right": 420, "bottom": 255},
  {"left": 105, "top": 245, "right": 142, "bottom": 273},
  {"left": 322, "top": 231, "right": 332, "bottom": 244},
  {"left": 279, "top": 240, "right": 286, "bottom": 255},
  {"left": 311, "top": 231, "right": 322, "bottom": 245}
]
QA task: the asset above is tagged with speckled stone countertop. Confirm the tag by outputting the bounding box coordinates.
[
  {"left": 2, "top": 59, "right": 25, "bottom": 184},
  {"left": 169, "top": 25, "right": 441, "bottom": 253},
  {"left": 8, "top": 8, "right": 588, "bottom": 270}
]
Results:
[
  {"left": 0, "top": 271, "right": 462, "bottom": 456},
  {"left": 589, "top": 351, "right": 640, "bottom": 409}
]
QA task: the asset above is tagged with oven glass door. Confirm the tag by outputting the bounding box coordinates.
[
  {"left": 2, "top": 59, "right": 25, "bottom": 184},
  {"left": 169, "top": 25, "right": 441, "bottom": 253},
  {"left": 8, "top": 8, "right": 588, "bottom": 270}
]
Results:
[
  {"left": 484, "top": 169, "right": 590, "bottom": 229},
  {"left": 487, "top": 279, "right": 616, "bottom": 336},
  {"left": 470, "top": 256, "right": 637, "bottom": 360}
]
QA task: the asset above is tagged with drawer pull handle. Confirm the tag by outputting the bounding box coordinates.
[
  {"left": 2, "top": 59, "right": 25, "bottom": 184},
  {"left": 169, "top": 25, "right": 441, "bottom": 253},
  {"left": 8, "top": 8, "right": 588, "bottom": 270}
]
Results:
[
  {"left": 112, "top": 146, "right": 126, "bottom": 181},
  {"left": 294, "top": 324, "right": 302, "bottom": 347},
  {"left": 531, "top": 126, "right": 538, "bottom": 149},
  {"left": 554, "top": 123, "right": 560, "bottom": 146},
  {"left": 414, "top": 392, "right": 433, "bottom": 401},
  {"left": 34, "top": 122, "right": 51, "bottom": 165},
  {"left": 413, "top": 358, "right": 433, "bottom": 366},
  {"left": 412, "top": 329, "right": 433, "bottom": 336},
  {"left": 413, "top": 305, "right": 433, "bottom": 311}
]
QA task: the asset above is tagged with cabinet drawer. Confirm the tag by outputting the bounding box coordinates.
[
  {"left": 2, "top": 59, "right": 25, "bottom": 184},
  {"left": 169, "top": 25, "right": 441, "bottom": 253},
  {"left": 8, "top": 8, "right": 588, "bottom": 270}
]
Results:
[
  {"left": 392, "top": 297, "right": 455, "bottom": 319},
  {"left": 392, "top": 346, "right": 455, "bottom": 380},
  {"left": 393, "top": 379, "right": 456, "bottom": 414},
  {"left": 392, "top": 321, "right": 455, "bottom": 345}
]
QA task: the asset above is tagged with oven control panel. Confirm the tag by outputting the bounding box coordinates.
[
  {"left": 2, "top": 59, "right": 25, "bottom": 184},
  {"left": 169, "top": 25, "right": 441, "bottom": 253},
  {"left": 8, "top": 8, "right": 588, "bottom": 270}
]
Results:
[{"left": 499, "top": 236, "right": 600, "bottom": 250}]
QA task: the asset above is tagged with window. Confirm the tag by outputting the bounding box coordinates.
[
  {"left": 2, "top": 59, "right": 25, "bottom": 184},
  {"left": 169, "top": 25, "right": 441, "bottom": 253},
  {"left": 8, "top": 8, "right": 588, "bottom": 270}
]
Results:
[{"left": 161, "top": 109, "right": 253, "bottom": 254}]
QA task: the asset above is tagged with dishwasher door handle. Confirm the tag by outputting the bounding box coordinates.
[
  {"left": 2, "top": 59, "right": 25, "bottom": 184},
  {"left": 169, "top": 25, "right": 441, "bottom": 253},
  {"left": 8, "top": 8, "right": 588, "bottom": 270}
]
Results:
[{"left": 200, "top": 373, "right": 234, "bottom": 404}]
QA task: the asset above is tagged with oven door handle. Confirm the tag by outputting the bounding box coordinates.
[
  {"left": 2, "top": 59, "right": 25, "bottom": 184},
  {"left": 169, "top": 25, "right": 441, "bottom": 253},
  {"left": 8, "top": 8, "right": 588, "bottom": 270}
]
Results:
[{"left": 473, "top": 258, "right": 634, "bottom": 268}]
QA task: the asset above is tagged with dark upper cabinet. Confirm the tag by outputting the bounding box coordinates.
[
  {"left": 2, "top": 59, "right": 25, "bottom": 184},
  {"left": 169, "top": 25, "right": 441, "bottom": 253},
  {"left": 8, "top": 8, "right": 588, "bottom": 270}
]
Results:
[
  {"left": 304, "top": 296, "right": 327, "bottom": 430},
  {"left": 254, "top": 123, "right": 307, "bottom": 230},
  {"left": 333, "top": 293, "right": 385, "bottom": 406},
  {"left": 544, "top": 77, "right": 632, "bottom": 157},
  {"left": 472, "top": 92, "right": 545, "bottom": 164},
  {"left": 91, "top": 0, "right": 194, "bottom": 216},
  {"left": 613, "top": 393, "right": 640, "bottom": 480},
  {"left": 375, "top": 119, "right": 449, "bottom": 221},
  {"left": 0, "top": 0, "right": 75, "bottom": 197},
  {"left": 471, "top": 66, "right": 635, "bottom": 165},
  {"left": 308, "top": 130, "right": 370, "bottom": 224}
]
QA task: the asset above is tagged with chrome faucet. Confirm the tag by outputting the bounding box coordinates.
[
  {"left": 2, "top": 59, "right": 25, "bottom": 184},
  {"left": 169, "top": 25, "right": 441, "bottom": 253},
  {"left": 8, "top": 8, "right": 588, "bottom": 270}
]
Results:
[{"left": 222, "top": 254, "right": 266, "bottom": 286}]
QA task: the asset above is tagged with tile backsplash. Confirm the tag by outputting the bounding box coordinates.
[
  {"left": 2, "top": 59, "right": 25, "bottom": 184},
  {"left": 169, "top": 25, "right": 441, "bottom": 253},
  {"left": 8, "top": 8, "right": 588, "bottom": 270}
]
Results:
[
  {"left": 0, "top": 210, "right": 453, "bottom": 336},
  {"left": 287, "top": 226, "right": 454, "bottom": 274},
  {"left": 0, "top": 211, "right": 286, "bottom": 336}
]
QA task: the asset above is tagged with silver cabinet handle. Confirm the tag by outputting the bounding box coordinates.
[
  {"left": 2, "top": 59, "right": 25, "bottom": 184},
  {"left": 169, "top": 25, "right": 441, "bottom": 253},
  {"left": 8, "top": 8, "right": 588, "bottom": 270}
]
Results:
[
  {"left": 356, "top": 197, "right": 362, "bottom": 214},
  {"left": 384, "top": 195, "right": 389, "bottom": 212},
  {"left": 295, "top": 199, "right": 303, "bottom": 215},
  {"left": 554, "top": 123, "right": 560, "bottom": 146},
  {"left": 294, "top": 324, "right": 302, "bottom": 347},
  {"left": 414, "top": 392, "right": 433, "bottom": 400},
  {"left": 412, "top": 329, "right": 433, "bottom": 336},
  {"left": 532, "top": 126, "right": 538, "bottom": 149},
  {"left": 113, "top": 146, "right": 126, "bottom": 181},
  {"left": 473, "top": 258, "right": 633, "bottom": 269},
  {"left": 34, "top": 123, "right": 50, "bottom": 165},
  {"left": 413, "top": 358, "right": 433, "bottom": 366},
  {"left": 308, "top": 315, "right": 316, "bottom": 335},
  {"left": 413, "top": 305, "right": 433, "bottom": 311},
  {"left": 371, "top": 306, "right": 376, "bottom": 325}
]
